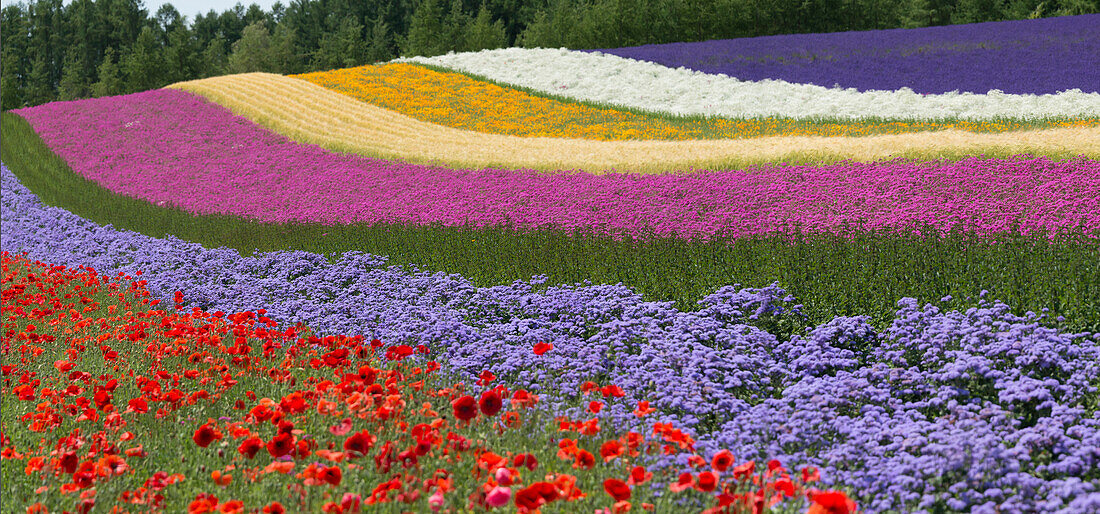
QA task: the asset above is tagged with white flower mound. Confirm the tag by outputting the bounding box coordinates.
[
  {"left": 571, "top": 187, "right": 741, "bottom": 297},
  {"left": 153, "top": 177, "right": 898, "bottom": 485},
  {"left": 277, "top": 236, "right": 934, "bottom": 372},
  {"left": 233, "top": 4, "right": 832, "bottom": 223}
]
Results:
[{"left": 398, "top": 47, "right": 1100, "bottom": 121}]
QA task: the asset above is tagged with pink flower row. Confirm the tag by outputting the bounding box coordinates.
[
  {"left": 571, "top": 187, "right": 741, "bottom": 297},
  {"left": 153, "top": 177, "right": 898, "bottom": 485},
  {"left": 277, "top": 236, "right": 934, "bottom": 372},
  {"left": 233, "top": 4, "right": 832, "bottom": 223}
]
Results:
[{"left": 16, "top": 90, "right": 1100, "bottom": 240}]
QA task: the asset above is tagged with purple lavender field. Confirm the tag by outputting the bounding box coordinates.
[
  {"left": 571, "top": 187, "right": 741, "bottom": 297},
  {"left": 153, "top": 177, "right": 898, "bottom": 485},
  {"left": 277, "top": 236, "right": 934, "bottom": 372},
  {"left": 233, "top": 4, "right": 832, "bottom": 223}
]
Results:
[{"left": 592, "top": 15, "right": 1100, "bottom": 95}]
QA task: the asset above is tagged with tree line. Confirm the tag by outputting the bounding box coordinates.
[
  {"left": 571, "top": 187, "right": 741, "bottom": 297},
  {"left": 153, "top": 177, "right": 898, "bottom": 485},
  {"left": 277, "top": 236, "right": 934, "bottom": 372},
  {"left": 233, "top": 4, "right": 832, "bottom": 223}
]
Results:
[{"left": 2, "top": 0, "right": 1097, "bottom": 110}]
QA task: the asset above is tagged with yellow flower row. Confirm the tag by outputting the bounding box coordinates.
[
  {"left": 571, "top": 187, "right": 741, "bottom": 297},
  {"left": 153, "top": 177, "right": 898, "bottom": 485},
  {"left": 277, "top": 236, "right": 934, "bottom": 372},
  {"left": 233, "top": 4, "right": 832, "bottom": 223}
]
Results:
[{"left": 293, "top": 63, "right": 1096, "bottom": 141}]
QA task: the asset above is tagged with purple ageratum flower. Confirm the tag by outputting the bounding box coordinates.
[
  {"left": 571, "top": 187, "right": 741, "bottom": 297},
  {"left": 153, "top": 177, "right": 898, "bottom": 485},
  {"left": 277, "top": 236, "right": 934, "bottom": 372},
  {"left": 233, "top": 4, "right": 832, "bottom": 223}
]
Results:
[
  {"left": 589, "top": 15, "right": 1100, "bottom": 95},
  {"left": 4, "top": 164, "right": 1100, "bottom": 513}
]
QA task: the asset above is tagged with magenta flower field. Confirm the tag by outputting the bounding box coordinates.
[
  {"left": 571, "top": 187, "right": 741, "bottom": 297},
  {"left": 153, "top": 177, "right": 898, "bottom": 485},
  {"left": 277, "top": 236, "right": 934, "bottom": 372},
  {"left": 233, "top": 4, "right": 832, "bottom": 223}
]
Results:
[{"left": 16, "top": 90, "right": 1099, "bottom": 240}]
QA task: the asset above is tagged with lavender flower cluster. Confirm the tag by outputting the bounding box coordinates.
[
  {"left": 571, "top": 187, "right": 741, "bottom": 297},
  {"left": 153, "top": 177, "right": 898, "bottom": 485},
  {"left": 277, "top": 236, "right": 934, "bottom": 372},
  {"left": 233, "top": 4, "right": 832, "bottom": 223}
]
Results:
[
  {"left": 593, "top": 14, "right": 1100, "bottom": 95},
  {"left": 2, "top": 164, "right": 1097, "bottom": 513}
]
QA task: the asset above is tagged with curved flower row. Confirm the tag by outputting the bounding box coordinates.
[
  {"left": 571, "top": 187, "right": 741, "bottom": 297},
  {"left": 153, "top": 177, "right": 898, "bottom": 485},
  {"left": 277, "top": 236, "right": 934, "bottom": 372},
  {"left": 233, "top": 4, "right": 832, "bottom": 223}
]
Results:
[
  {"left": 398, "top": 47, "right": 1100, "bottom": 121},
  {"left": 591, "top": 14, "right": 1100, "bottom": 96},
  {"left": 292, "top": 63, "right": 1094, "bottom": 141},
  {"left": 4, "top": 163, "right": 1099, "bottom": 513},
  {"left": 14, "top": 93, "right": 1100, "bottom": 239}
]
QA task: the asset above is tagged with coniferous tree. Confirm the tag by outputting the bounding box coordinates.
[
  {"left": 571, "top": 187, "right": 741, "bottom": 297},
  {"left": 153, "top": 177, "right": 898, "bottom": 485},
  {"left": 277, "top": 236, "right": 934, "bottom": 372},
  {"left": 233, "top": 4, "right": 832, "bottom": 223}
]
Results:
[
  {"left": 58, "top": 47, "right": 90, "bottom": 100},
  {"left": 153, "top": 4, "right": 183, "bottom": 45},
  {"left": 464, "top": 2, "right": 507, "bottom": 51},
  {"left": 202, "top": 36, "right": 229, "bottom": 77},
  {"left": 0, "top": 52, "right": 24, "bottom": 109},
  {"left": 164, "top": 24, "right": 199, "bottom": 84},
  {"left": 27, "top": 54, "right": 55, "bottom": 105},
  {"left": 900, "top": 0, "right": 935, "bottom": 27},
  {"left": 444, "top": 0, "right": 470, "bottom": 52},
  {"left": 270, "top": 23, "right": 301, "bottom": 74},
  {"left": 228, "top": 21, "right": 275, "bottom": 73},
  {"left": 91, "top": 46, "right": 122, "bottom": 97},
  {"left": 518, "top": 0, "right": 575, "bottom": 48},
  {"left": 365, "top": 15, "right": 396, "bottom": 63},
  {"left": 518, "top": 9, "right": 552, "bottom": 47},
  {"left": 1, "top": 4, "right": 31, "bottom": 109},
  {"left": 122, "top": 26, "right": 164, "bottom": 93},
  {"left": 403, "top": 0, "right": 447, "bottom": 57},
  {"left": 312, "top": 16, "right": 365, "bottom": 70}
]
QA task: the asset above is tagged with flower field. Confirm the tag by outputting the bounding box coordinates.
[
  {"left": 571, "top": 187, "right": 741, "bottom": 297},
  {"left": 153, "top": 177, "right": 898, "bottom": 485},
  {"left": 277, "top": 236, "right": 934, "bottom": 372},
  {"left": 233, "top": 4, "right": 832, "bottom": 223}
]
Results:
[
  {"left": 292, "top": 63, "right": 1092, "bottom": 140},
  {"left": 2, "top": 16, "right": 1100, "bottom": 514},
  {"left": 590, "top": 14, "right": 1099, "bottom": 95}
]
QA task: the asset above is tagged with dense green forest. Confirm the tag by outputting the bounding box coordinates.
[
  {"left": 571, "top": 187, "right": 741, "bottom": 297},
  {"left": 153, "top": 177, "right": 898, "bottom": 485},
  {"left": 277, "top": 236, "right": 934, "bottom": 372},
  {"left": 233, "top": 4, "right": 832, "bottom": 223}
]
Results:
[{"left": 2, "top": 0, "right": 1097, "bottom": 110}]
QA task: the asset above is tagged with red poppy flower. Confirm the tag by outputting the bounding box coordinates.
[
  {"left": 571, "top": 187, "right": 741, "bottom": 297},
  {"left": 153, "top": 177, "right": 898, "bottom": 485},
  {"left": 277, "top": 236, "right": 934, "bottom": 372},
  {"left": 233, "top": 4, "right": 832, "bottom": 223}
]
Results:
[
  {"left": 97, "top": 455, "right": 128, "bottom": 476},
  {"left": 59, "top": 451, "right": 79, "bottom": 473},
  {"left": 513, "top": 453, "right": 538, "bottom": 471},
  {"left": 510, "top": 389, "right": 537, "bottom": 408},
  {"left": 711, "top": 450, "right": 734, "bottom": 472},
  {"left": 599, "top": 440, "right": 624, "bottom": 462},
  {"left": 329, "top": 418, "right": 353, "bottom": 436},
  {"left": 188, "top": 493, "right": 219, "bottom": 514},
  {"left": 128, "top": 398, "right": 149, "bottom": 413},
  {"left": 385, "top": 345, "right": 413, "bottom": 361},
  {"left": 696, "top": 471, "right": 717, "bottom": 492},
  {"left": 477, "top": 370, "right": 496, "bottom": 385},
  {"left": 261, "top": 502, "right": 286, "bottom": 514},
  {"left": 628, "top": 465, "right": 652, "bottom": 485},
  {"left": 669, "top": 472, "right": 695, "bottom": 493},
  {"left": 279, "top": 393, "right": 307, "bottom": 414},
  {"left": 14, "top": 385, "right": 35, "bottom": 401},
  {"left": 295, "top": 439, "right": 314, "bottom": 459},
  {"left": 192, "top": 423, "right": 222, "bottom": 448},
  {"left": 211, "top": 470, "right": 232, "bottom": 487},
  {"left": 603, "top": 479, "right": 631, "bottom": 502},
  {"left": 267, "top": 433, "right": 294, "bottom": 458},
  {"left": 767, "top": 459, "right": 784, "bottom": 474},
  {"left": 573, "top": 449, "right": 595, "bottom": 470},
  {"left": 318, "top": 466, "right": 342, "bottom": 487},
  {"left": 479, "top": 390, "right": 503, "bottom": 417},
  {"left": 588, "top": 401, "right": 603, "bottom": 413},
  {"left": 515, "top": 482, "right": 560, "bottom": 511},
  {"left": 732, "top": 460, "right": 755, "bottom": 481},
  {"left": 600, "top": 385, "right": 625, "bottom": 398},
  {"left": 533, "top": 342, "right": 553, "bottom": 355},
  {"left": 93, "top": 389, "right": 112, "bottom": 409},
  {"left": 807, "top": 490, "right": 857, "bottom": 514},
  {"left": 343, "top": 430, "right": 376, "bottom": 458},
  {"left": 451, "top": 395, "right": 478, "bottom": 422},
  {"left": 238, "top": 437, "right": 264, "bottom": 459},
  {"left": 774, "top": 478, "right": 796, "bottom": 498}
]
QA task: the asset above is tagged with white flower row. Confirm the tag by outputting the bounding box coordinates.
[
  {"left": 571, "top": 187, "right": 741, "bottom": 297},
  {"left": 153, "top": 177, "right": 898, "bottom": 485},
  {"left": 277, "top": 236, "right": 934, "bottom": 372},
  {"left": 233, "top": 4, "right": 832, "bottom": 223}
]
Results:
[{"left": 397, "top": 47, "right": 1100, "bottom": 121}]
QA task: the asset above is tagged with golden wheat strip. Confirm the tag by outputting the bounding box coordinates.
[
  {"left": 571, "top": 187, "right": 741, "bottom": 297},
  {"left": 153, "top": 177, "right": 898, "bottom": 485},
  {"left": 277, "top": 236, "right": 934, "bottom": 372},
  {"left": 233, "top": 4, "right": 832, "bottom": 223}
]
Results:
[{"left": 168, "top": 73, "right": 1100, "bottom": 174}]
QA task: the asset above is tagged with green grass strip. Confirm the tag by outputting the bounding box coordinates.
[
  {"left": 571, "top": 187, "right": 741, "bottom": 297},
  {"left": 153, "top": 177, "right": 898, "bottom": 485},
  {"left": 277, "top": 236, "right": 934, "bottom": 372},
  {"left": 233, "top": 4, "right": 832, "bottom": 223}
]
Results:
[{"left": 3, "top": 111, "right": 1098, "bottom": 333}]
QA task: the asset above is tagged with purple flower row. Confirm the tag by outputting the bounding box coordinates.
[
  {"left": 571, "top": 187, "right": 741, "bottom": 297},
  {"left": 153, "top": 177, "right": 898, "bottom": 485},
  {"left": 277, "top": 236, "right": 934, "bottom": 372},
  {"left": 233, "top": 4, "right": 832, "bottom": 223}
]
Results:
[
  {"left": 591, "top": 14, "right": 1100, "bottom": 95},
  {"left": 3, "top": 163, "right": 1098, "bottom": 513},
  {"left": 14, "top": 90, "right": 1100, "bottom": 240}
]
